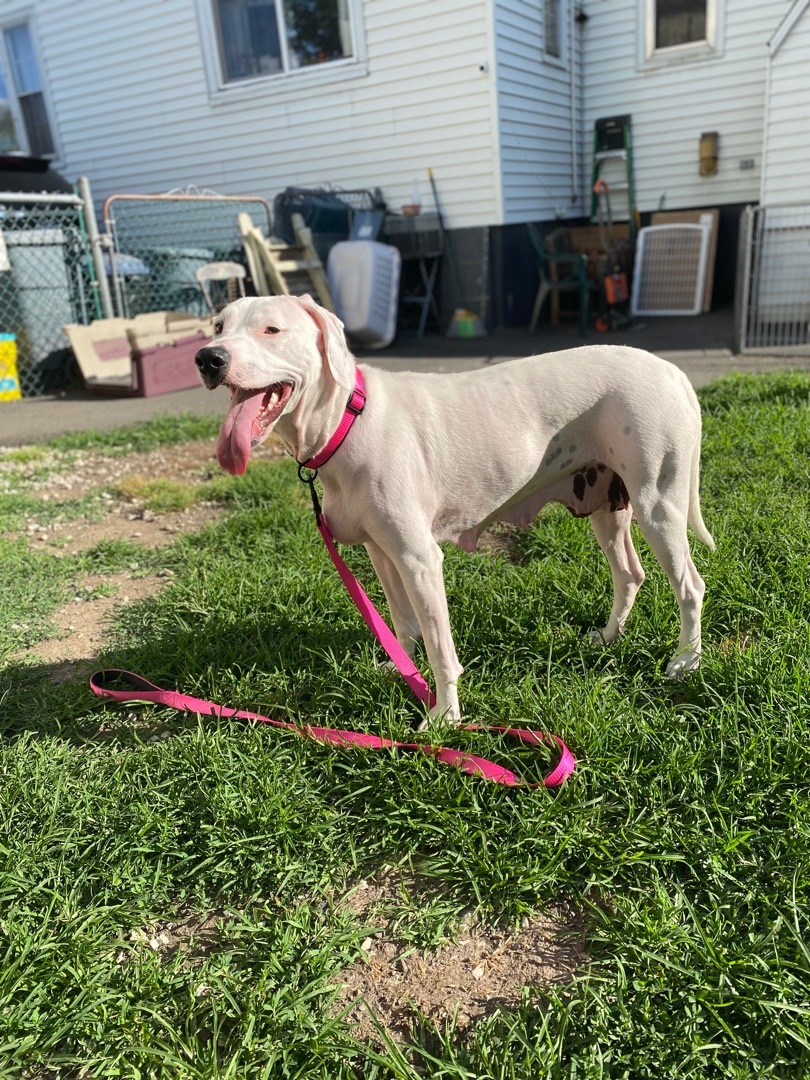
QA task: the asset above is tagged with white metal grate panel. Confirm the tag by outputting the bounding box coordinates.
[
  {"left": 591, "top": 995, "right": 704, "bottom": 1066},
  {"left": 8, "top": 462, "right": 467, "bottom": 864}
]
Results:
[{"left": 631, "top": 224, "right": 711, "bottom": 316}]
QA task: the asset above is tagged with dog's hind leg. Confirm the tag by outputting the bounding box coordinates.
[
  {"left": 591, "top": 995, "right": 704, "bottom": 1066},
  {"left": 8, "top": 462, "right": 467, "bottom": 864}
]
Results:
[
  {"left": 588, "top": 506, "right": 646, "bottom": 643},
  {"left": 631, "top": 490, "right": 706, "bottom": 678},
  {"left": 366, "top": 540, "right": 422, "bottom": 659}
]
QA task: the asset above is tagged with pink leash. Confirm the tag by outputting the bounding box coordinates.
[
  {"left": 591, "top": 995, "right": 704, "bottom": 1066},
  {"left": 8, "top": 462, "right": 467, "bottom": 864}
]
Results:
[
  {"left": 89, "top": 669, "right": 572, "bottom": 788},
  {"left": 89, "top": 370, "right": 575, "bottom": 788}
]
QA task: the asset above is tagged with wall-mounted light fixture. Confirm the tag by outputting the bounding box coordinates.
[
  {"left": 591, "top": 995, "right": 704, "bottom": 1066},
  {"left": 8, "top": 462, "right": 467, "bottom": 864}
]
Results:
[{"left": 700, "top": 132, "right": 719, "bottom": 176}]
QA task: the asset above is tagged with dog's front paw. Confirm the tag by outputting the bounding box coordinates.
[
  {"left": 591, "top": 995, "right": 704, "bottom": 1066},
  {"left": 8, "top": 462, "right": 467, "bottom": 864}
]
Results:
[
  {"left": 665, "top": 648, "right": 700, "bottom": 680},
  {"left": 417, "top": 703, "right": 462, "bottom": 734}
]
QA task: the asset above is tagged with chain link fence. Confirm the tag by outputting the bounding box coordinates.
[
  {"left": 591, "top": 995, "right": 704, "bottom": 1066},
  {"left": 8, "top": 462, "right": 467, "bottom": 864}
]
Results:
[
  {"left": 0, "top": 192, "right": 100, "bottom": 397},
  {"left": 103, "top": 193, "right": 272, "bottom": 319},
  {"left": 0, "top": 187, "right": 275, "bottom": 396}
]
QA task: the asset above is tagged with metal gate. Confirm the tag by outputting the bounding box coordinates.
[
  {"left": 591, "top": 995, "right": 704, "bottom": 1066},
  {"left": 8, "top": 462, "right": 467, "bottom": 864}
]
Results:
[
  {"left": 103, "top": 192, "right": 272, "bottom": 319},
  {"left": 735, "top": 201, "right": 810, "bottom": 355}
]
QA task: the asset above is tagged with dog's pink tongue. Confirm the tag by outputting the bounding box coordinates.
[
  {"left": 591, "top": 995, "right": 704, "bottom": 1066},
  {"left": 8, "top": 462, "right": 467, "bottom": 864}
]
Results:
[{"left": 217, "top": 388, "right": 265, "bottom": 475}]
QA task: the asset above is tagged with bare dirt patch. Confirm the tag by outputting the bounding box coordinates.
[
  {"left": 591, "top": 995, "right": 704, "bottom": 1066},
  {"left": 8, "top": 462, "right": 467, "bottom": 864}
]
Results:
[
  {"left": 21, "top": 572, "right": 166, "bottom": 682},
  {"left": 126, "top": 910, "right": 223, "bottom": 957},
  {"left": 333, "top": 868, "right": 586, "bottom": 1044},
  {"left": 28, "top": 502, "right": 223, "bottom": 555},
  {"left": 9, "top": 437, "right": 284, "bottom": 674},
  {"left": 121, "top": 910, "right": 225, "bottom": 983},
  {"left": 30, "top": 439, "right": 221, "bottom": 500}
]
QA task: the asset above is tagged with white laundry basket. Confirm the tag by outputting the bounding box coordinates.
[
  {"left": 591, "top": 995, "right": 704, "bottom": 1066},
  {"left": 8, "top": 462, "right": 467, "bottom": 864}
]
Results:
[{"left": 326, "top": 240, "right": 401, "bottom": 349}]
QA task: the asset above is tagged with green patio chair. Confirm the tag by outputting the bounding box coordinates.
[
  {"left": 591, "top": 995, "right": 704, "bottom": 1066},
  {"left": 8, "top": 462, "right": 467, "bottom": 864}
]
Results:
[{"left": 527, "top": 222, "right": 593, "bottom": 337}]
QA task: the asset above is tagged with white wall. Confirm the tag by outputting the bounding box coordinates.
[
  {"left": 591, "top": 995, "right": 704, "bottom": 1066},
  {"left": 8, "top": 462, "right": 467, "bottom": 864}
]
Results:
[
  {"left": 494, "top": 0, "right": 581, "bottom": 224},
  {"left": 32, "top": 0, "right": 500, "bottom": 229},
  {"left": 761, "top": 3, "right": 810, "bottom": 203},
  {"left": 24, "top": 0, "right": 799, "bottom": 235},
  {"left": 578, "top": 0, "right": 792, "bottom": 212}
]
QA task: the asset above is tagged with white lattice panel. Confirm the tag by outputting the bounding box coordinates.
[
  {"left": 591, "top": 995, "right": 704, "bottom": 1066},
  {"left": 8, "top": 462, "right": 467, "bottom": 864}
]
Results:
[{"left": 630, "top": 224, "right": 711, "bottom": 316}]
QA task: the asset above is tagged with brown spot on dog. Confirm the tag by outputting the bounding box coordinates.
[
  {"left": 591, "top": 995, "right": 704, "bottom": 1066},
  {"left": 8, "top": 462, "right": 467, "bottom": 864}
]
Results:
[
  {"left": 573, "top": 471, "right": 587, "bottom": 501},
  {"left": 608, "top": 473, "right": 630, "bottom": 513},
  {"left": 586, "top": 467, "right": 598, "bottom": 486}
]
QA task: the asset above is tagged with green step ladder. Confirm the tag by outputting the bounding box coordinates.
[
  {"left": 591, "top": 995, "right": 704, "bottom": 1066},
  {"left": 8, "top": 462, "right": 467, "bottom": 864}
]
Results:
[{"left": 590, "top": 114, "right": 637, "bottom": 240}]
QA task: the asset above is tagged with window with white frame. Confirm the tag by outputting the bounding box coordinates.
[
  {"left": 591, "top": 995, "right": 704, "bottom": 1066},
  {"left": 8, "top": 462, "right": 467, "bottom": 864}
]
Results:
[
  {"left": 211, "top": 0, "right": 356, "bottom": 84},
  {"left": 544, "top": 0, "right": 561, "bottom": 59},
  {"left": 0, "top": 21, "right": 55, "bottom": 156},
  {"left": 643, "top": 0, "right": 720, "bottom": 62},
  {"left": 544, "top": 0, "right": 564, "bottom": 61},
  {"left": 0, "top": 64, "right": 19, "bottom": 153}
]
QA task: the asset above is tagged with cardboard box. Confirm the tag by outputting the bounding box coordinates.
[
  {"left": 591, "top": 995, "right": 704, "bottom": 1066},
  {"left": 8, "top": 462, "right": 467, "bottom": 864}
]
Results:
[{"left": 64, "top": 312, "right": 212, "bottom": 396}]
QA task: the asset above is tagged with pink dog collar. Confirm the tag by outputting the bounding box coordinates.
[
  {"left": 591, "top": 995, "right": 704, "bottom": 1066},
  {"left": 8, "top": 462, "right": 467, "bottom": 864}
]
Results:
[{"left": 302, "top": 369, "right": 366, "bottom": 470}]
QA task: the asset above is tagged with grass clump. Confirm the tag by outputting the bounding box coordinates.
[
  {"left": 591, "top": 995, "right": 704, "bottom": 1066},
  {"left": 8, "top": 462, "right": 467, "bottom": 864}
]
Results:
[
  {"left": 0, "top": 371, "right": 808, "bottom": 1077},
  {"left": 114, "top": 475, "right": 200, "bottom": 513},
  {"left": 0, "top": 445, "right": 48, "bottom": 465},
  {"left": 47, "top": 413, "right": 221, "bottom": 455}
]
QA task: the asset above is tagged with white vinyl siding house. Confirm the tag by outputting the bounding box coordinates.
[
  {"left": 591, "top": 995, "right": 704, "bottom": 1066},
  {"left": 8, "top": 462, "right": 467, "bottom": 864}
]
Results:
[
  {"left": 760, "top": 0, "right": 810, "bottom": 204},
  {"left": 17, "top": 0, "right": 501, "bottom": 229},
  {"left": 3, "top": 0, "right": 799, "bottom": 229},
  {"left": 578, "top": 0, "right": 790, "bottom": 215},
  {"left": 0, "top": 0, "right": 806, "bottom": 329},
  {"left": 494, "top": 0, "right": 585, "bottom": 223}
]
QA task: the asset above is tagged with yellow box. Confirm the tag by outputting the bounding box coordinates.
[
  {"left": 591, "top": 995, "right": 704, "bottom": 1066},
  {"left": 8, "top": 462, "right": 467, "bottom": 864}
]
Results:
[{"left": 0, "top": 333, "right": 21, "bottom": 401}]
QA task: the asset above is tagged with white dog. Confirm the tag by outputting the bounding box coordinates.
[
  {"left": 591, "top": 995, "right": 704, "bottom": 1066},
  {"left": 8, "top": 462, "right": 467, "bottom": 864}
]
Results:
[{"left": 195, "top": 294, "right": 714, "bottom": 722}]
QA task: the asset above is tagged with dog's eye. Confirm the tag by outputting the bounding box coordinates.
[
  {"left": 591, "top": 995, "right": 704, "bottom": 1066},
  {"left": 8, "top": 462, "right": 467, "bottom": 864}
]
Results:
[
  {"left": 213, "top": 322, "right": 223, "bottom": 335},
  {"left": 265, "top": 326, "right": 281, "bottom": 335}
]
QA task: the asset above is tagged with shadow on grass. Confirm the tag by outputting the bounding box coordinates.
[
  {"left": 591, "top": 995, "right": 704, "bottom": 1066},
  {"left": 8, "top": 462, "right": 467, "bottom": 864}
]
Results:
[{"left": 1, "top": 613, "right": 376, "bottom": 745}]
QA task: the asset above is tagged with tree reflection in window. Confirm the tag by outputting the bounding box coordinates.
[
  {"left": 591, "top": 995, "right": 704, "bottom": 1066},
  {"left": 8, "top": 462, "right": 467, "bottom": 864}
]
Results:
[{"left": 214, "top": 0, "right": 353, "bottom": 82}]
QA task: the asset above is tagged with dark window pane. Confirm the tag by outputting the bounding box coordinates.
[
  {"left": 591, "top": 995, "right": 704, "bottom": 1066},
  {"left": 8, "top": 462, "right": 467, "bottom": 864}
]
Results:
[
  {"left": 283, "top": 0, "right": 352, "bottom": 69},
  {"left": 215, "top": 0, "right": 282, "bottom": 81},
  {"left": 5, "top": 24, "right": 41, "bottom": 94},
  {"left": 20, "top": 92, "right": 53, "bottom": 156},
  {"left": 0, "top": 65, "right": 22, "bottom": 152},
  {"left": 545, "top": 0, "right": 561, "bottom": 58},
  {"left": 655, "top": 0, "right": 706, "bottom": 49}
]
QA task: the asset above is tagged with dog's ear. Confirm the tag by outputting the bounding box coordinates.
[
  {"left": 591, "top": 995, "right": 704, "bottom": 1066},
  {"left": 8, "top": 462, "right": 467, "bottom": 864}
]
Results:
[{"left": 296, "top": 293, "right": 355, "bottom": 392}]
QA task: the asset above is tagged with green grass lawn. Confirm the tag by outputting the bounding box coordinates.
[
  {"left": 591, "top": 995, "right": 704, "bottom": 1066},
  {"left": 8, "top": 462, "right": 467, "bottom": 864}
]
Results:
[{"left": 1, "top": 372, "right": 809, "bottom": 1078}]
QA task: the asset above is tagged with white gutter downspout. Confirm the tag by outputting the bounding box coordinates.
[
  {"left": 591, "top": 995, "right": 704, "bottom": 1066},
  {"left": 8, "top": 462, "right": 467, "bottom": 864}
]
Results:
[
  {"left": 486, "top": 0, "right": 504, "bottom": 226},
  {"left": 569, "top": 2, "right": 580, "bottom": 205},
  {"left": 760, "top": 43, "right": 772, "bottom": 205}
]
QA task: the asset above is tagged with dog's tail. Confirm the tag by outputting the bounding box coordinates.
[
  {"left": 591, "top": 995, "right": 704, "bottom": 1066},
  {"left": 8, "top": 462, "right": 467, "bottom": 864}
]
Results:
[{"left": 688, "top": 430, "right": 716, "bottom": 551}]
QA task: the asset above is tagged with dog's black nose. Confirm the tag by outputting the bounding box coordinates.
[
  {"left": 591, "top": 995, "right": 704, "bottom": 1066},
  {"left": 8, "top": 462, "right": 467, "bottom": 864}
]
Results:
[{"left": 195, "top": 344, "right": 231, "bottom": 386}]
